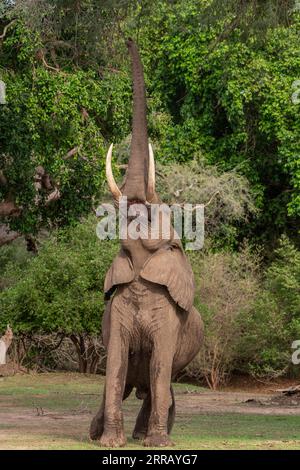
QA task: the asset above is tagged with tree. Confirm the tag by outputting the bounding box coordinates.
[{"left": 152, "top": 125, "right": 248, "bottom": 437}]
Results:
[
  {"left": 155, "top": 158, "right": 257, "bottom": 248},
  {"left": 238, "top": 236, "right": 300, "bottom": 379},
  {"left": 186, "top": 245, "right": 261, "bottom": 389},
  {"left": 138, "top": 0, "right": 300, "bottom": 247},
  {"left": 0, "top": 1, "right": 132, "bottom": 247},
  {"left": 3, "top": 0, "right": 299, "bottom": 250},
  {"left": 0, "top": 217, "right": 119, "bottom": 372}
]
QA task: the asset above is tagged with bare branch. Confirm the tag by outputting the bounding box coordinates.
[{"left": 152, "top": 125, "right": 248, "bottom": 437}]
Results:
[
  {"left": 45, "top": 188, "right": 61, "bottom": 205},
  {"left": 204, "top": 191, "right": 220, "bottom": 208},
  {"left": 36, "top": 49, "right": 60, "bottom": 72},
  {"left": 63, "top": 146, "right": 80, "bottom": 160},
  {"left": 170, "top": 192, "right": 219, "bottom": 211},
  {"left": 0, "top": 20, "right": 16, "bottom": 41}
]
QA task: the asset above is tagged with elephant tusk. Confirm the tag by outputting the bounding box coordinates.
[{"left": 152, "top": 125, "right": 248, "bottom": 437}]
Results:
[
  {"left": 147, "top": 143, "right": 155, "bottom": 202},
  {"left": 106, "top": 144, "right": 122, "bottom": 200}
]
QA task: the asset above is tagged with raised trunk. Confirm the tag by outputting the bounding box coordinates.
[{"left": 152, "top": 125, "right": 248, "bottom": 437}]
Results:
[{"left": 124, "top": 39, "right": 149, "bottom": 201}]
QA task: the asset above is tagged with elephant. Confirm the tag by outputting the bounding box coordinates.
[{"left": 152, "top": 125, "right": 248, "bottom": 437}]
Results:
[{"left": 90, "top": 38, "right": 204, "bottom": 448}]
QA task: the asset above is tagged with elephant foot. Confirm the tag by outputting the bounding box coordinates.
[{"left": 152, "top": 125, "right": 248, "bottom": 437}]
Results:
[
  {"left": 99, "top": 430, "right": 126, "bottom": 448},
  {"left": 89, "top": 415, "right": 104, "bottom": 441},
  {"left": 144, "top": 433, "right": 173, "bottom": 447},
  {"left": 132, "top": 429, "right": 147, "bottom": 440}
]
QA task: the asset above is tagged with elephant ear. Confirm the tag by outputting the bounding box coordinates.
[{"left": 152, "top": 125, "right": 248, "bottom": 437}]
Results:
[
  {"left": 140, "top": 245, "right": 195, "bottom": 312},
  {"left": 104, "top": 249, "right": 134, "bottom": 299}
]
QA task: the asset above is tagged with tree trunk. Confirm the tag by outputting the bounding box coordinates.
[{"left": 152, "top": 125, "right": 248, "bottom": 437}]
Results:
[{"left": 70, "top": 334, "right": 88, "bottom": 373}]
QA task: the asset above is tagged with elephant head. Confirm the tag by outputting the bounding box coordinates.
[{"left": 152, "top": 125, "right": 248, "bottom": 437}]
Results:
[{"left": 104, "top": 38, "right": 195, "bottom": 313}]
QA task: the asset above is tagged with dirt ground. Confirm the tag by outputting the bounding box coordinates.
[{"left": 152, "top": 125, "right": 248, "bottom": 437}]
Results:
[{"left": 0, "top": 373, "right": 300, "bottom": 450}]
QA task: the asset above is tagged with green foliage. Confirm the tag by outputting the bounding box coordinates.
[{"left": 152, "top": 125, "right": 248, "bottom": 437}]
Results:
[
  {"left": 0, "top": 62, "right": 131, "bottom": 233},
  {"left": 9, "top": 0, "right": 135, "bottom": 69},
  {"left": 238, "top": 236, "right": 300, "bottom": 378},
  {"left": 0, "top": 10, "right": 132, "bottom": 235},
  {"left": 1, "top": 1, "right": 300, "bottom": 380},
  {"left": 1, "top": 0, "right": 300, "bottom": 245},
  {"left": 0, "top": 238, "right": 33, "bottom": 290},
  {"left": 267, "top": 235, "right": 300, "bottom": 318},
  {"left": 186, "top": 236, "right": 300, "bottom": 385},
  {"left": 0, "top": 1, "right": 13, "bottom": 18},
  {"left": 138, "top": 0, "right": 300, "bottom": 243},
  {"left": 0, "top": 217, "right": 119, "bottom": 335}
]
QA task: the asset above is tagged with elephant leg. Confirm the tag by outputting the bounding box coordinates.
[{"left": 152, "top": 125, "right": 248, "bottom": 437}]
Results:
[
  {"left": 134, "top": 385, "right": 175, "bottom": 440},
  {"left": 167, "top": 385, "right": 175, "bottom": 434},
  {"left": 132, "top": 392, "right": 151, "bottom": 440},
  {"left": 144, "top": 337, "right": 175, "bottom": 447},
  {"left": 90, "top": 387, "right": 106, "bottom": 440},
  {"left": 99, "top": 324, "right": 130, "bottom": 448},
  {"left": 90, "top": 383, "right": 133, "bottom": 441}
]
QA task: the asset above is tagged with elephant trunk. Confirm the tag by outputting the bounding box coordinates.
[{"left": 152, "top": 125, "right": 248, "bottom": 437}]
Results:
[
  {"left": 123, "top": 38, "right": 149, "bottom": 202},
  {"left": 105, "top": 39, "right": 155, "bottom": 203}
]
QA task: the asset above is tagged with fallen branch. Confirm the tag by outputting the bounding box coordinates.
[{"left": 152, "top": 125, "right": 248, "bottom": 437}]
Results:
[{"left": 275, "top": 386, "right": 300, "bottom": 395}]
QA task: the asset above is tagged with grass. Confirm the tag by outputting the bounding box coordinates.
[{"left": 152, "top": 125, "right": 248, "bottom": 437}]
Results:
[{"left": 0, "top": 372, "right": 300, "bottom": 450}]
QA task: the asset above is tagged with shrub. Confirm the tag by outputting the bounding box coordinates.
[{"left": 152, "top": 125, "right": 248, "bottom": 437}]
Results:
[
  {"left": 186, "top": 244, "right": 261, "bottom": 389},
  {"left": 0, "top": 217, "right": 119, "bottom": 372},
  {"left": 156, "top": 159, "right": 257, "bottom": 248},
  {"left": 239, "top": 236, "right": 300, "bottom": 379}
]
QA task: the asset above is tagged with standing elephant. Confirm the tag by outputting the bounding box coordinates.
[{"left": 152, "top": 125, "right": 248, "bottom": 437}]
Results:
[{"left": 90, "top": 38, "right": 204, "bottom": 447}]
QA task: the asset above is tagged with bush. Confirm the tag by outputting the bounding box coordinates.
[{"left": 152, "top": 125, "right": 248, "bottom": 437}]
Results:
[
  {"left": 187, "top": 244, "right": 261, "bottom": 389},
  {"left": 185, "top": 236, "right": 300, "bottom": 388},
  {"left": 239, "top": 236, "right": 300, "bottom": 379},
  {"left": 0, "top": 217, "right": 119, "bottom": 372},
  {"left": 156, "top": 159, "right": 257, "bottom": 248}
]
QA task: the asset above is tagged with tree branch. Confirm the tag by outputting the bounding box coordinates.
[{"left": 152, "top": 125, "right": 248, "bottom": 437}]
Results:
[
  {"left": 45, "top": 188, "right": 61, "bottom": 205},
  {"left": 36, "top": 49, "right": 60, "bottom": 72},
  {"left": 0, "top": 20, "right": 16, "bottom": 41}
]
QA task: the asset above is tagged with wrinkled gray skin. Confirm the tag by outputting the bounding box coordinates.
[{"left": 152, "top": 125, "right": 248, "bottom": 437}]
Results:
[{"left": 90, "top": 39, "right": 204, "bottom": 447}]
